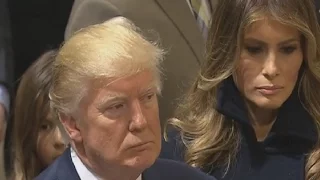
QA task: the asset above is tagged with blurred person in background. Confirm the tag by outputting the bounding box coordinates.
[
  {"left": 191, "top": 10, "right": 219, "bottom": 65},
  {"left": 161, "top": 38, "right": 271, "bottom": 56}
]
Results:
[{"left": 10, "top": 50, "right": 66, "bottom": 180}]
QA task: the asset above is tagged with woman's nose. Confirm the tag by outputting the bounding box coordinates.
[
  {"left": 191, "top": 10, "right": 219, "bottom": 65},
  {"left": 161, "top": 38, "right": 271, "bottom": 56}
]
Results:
[{"left": 53, "top": 128, "right": 67, "bottom": 150}]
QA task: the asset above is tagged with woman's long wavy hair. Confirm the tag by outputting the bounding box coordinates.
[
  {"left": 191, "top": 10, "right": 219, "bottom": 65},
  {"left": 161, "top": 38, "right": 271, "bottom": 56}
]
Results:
[
  {"left": 167, "top": 0, "right": 320, "bottom": 179},
  {"left": 10, "top": 50, "right": 57, "bottom": 180}
]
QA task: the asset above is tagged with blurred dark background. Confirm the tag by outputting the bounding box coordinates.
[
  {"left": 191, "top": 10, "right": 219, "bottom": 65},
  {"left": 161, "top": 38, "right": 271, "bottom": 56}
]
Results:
[{"left": 8, "top": 0, "right": 74, "bottom": 84}]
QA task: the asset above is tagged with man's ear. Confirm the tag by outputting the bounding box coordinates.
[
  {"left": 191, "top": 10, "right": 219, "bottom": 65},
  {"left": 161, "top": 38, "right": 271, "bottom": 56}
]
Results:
[{"left": 59, "top": 113, "right": 83, "bottom": 143}]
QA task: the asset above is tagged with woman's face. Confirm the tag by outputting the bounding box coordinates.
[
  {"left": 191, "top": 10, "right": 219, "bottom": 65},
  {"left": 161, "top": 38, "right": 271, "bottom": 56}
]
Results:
[
  {"left": 234, "top": 17, "right": 303, "bottom": 109},
  {"left": 36, "top": 112, "right": 66, "bottom": 168}
]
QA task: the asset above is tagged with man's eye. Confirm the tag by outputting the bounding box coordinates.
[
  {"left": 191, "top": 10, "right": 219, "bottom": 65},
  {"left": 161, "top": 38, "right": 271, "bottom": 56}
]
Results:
[
  {"left": 141, "top": 93, "right": 156, "bottom": 102},
  {"left": 114, "top": 104, "right": 124, "bottom": 109},
  {"left": 106, "top": 104, "right": 124, "bottom": 111},
  {"left": 146, "top": 93, "right": 155, "bottom": 100}
]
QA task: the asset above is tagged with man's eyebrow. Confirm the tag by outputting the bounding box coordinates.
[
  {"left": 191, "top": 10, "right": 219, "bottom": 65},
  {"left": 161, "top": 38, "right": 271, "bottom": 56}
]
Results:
[
  {"left": 139, "top": 83, "right": 158, "bottom": 94},
  {"left": 96, "top": 92, "right": 127, "bottom": 109}
]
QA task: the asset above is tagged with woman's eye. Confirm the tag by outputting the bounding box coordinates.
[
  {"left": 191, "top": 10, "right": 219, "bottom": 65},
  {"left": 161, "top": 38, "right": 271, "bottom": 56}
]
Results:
[
  {"left": 40, "top": 123, "right": 52, "bottom": 131},
  {"left": 245, "top": 46, "right": 263, "bottom": 54},
  {"left": 280, "top": 46, "right": 297, "bottom": 54}
]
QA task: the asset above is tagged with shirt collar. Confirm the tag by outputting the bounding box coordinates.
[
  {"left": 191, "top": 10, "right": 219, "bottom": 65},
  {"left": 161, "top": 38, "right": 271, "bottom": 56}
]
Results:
[
  {"left": 70, "top": 148, "right": 142, "bottom": 180},
  {"left": 70, "top": 148, "right": 100, "bottom": 180}
]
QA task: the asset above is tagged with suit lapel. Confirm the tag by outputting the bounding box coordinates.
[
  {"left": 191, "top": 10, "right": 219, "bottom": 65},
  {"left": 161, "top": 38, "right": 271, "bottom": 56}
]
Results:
[
  {"left": 57, "top": 148, "right": 81, "bottom": 180},
  {"left": 142, "top": 164, "right": 160, "bottom": 180},
  {"left": 154, "top": 0, "right": 205, "bottom": 64}
]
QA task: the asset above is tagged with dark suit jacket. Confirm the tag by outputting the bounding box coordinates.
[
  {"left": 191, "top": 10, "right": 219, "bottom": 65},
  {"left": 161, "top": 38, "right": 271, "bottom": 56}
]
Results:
[{"left": 35, "top": 148, "right": 216, "bottom": 180}]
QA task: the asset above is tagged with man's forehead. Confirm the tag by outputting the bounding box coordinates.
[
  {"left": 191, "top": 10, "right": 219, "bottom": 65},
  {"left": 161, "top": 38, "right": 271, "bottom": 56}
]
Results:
[
  {"left": 93, "top": 83, "right": 157, "bottom": 107},
  {"left": 103, "top": 83, "right": 157, "bottom": 96},
  {"left": 94, "top": 79, "right": 157, "bottom": 98},
  {"left": 96, "top": 71, "right": 157, "bottom": 89}
]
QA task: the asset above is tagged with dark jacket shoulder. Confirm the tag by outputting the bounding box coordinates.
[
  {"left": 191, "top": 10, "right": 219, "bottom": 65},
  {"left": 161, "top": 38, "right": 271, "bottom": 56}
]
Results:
[
  {"left": 144, "top": 158, "right": 216, "bottom": 180},
  {"left": 159, "top": 129, "right": 185, "bottom": 162},
  {"left": 35, "top": 148, "right": 215, "bottom": 180},
  {"left": 35, "top": 148, "right": 80, "bottom": 180}
]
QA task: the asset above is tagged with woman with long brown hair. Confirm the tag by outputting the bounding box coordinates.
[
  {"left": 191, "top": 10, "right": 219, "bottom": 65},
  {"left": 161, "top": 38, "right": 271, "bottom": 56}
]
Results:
[
  {"left": 161, "top": 0, "right": 320, "bottom": 179},
  {"left": 10, "top": 50, "right": 66, "bottom": 180}
]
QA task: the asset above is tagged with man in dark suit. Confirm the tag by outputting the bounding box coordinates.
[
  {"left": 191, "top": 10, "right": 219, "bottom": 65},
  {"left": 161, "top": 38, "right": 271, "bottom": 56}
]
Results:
[{"left": 35, "top": 17, "right": 216, "bottom": 180}]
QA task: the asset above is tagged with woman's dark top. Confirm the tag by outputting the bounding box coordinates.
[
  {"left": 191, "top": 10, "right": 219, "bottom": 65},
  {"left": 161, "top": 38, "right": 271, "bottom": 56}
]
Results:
[{"left": 160, "top": 77, "right": 317, "bottom": 180}]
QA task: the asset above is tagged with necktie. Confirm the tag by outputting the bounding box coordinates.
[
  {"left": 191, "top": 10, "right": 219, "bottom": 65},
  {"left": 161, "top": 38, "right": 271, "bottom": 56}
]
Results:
[{"left": 188, "top": 0, "right": 212, "bottom": 39}]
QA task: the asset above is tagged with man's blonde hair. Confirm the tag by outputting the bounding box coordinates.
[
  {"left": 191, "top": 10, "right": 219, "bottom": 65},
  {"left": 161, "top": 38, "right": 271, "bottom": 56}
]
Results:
[{"left": 49, "top": 17, "right": 164, "bottom": 118}]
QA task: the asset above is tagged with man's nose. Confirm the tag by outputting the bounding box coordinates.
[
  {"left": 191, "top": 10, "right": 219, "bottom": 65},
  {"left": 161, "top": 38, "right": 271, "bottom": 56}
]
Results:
[{"left": 128, "top": 100, "right": 147, "bottom": 132}]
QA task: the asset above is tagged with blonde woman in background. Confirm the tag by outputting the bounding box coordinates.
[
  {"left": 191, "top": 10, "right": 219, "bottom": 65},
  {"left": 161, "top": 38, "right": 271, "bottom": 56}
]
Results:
[{"left": 161, "top": 0, "right": 320, "bottom": 179}]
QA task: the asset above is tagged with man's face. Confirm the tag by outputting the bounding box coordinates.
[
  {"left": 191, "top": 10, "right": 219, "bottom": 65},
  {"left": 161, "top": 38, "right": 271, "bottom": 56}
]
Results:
[{"left": 73, "top": 70, "right": 161, "bottom": 172}]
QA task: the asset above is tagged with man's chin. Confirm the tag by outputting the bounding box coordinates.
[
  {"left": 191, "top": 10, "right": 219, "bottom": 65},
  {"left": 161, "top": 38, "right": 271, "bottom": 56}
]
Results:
[{"left": 123, "top": 154, "right": 158, "bottom": 170}]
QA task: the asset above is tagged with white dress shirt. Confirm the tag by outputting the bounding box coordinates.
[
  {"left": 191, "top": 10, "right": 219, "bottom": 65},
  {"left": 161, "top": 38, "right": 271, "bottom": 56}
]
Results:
[{"left": 71, "top": 148, "right": 142, "bottom": 180}]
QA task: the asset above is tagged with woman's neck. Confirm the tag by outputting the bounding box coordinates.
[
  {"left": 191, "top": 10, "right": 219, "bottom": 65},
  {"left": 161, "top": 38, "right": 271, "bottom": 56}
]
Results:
[{"left": 245, "top": 101, "right": 278, "bottom": 141}]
